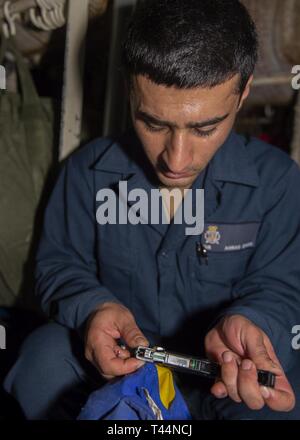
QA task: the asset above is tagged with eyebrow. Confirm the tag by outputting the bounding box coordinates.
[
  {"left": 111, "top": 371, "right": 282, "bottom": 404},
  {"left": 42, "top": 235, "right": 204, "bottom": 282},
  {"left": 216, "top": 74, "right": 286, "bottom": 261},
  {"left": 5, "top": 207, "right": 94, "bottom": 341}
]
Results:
[{"left": 135, "top": 110, "right": 230, "bottom": 129}]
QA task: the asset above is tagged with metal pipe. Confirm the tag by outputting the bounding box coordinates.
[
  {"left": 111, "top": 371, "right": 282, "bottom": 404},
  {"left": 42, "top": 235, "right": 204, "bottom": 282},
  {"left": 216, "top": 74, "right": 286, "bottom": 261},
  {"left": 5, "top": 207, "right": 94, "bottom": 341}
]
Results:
[
  {"left": 253, "top": 75, "right": 294, "bottom": 87},
  {"left": 0, "top": 0, "right": 38, "bottom": 20},
  {"left": 59, "top": 0, "right": 89, "bottom": 160}
]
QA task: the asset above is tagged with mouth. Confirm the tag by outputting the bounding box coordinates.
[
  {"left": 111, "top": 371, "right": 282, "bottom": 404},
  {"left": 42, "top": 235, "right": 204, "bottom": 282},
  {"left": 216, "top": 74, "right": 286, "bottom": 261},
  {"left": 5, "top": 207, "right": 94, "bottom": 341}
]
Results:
[
  {"left": 158, "top": 163, "right": 194, "bottom": 180},
  {"left": 161, "top": 171, "right": 194, "bottom": 180}
]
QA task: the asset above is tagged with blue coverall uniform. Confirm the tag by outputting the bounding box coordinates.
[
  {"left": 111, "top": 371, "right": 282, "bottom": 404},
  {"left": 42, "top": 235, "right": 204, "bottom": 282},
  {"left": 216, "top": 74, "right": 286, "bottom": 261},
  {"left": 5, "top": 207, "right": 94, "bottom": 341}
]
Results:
[{"left": 4, "top": 131, "right": 300, "bottom": 419}]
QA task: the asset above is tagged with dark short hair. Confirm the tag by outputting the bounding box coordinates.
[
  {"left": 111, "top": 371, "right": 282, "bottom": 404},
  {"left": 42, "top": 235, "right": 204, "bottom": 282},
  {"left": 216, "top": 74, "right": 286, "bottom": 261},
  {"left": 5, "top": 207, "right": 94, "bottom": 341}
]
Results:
[{"left": 122, "top": 0, "right": 258, "bottom": 94}]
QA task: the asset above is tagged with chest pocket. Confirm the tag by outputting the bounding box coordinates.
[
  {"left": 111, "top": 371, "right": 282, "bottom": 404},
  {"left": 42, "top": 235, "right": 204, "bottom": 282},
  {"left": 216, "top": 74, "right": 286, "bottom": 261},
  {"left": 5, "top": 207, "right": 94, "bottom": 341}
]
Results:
[
  {"left": 97, "top": 238, "right": 138, "bottom": 310},
  {"left": 188, "top": 251, "right": 252, "bottom": 311},
  {"left": 188, "top": 221, "right": 261, "bottom": 310}
]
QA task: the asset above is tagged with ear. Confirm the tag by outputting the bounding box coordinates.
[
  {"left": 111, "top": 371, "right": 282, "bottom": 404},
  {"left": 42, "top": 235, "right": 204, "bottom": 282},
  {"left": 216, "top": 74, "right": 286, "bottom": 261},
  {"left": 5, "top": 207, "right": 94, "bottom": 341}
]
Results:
[{"left": 237, "top": 75, "right": 253, "bottom": 111}]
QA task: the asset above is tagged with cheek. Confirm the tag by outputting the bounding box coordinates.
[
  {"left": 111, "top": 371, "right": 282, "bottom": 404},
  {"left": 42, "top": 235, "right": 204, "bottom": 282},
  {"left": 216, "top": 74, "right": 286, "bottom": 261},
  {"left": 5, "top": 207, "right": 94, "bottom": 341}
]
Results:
[
  {"left": 134, "top": 125, "right": 164, "bottom": 161},
  {"left": 144, "top": 141, "right": 163, "bottom": 164},
  {"left": 193, "top": 124, "right": 234, "bottom": 165}
]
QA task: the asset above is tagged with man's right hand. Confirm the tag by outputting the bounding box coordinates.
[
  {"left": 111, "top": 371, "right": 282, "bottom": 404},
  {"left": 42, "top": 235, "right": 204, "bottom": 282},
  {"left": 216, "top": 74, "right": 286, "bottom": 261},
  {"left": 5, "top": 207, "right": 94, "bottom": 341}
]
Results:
[{"left": 85, "top": 302, "right": 149, "bottom": 380}]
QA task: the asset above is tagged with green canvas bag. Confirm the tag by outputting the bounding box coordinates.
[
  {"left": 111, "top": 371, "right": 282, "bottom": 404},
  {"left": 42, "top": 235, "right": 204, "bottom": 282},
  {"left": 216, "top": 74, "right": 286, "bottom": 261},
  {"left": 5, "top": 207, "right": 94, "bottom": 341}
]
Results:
[{"left": 0, "top": 37, "right": 54, "bottom": 308}]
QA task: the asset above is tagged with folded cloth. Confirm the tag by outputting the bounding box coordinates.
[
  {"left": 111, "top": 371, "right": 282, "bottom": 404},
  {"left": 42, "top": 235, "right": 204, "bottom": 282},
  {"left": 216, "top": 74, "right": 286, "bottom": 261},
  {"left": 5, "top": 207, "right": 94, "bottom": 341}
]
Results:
[{"left": 78, "top": 363, "right": 192, "bottom": 420}]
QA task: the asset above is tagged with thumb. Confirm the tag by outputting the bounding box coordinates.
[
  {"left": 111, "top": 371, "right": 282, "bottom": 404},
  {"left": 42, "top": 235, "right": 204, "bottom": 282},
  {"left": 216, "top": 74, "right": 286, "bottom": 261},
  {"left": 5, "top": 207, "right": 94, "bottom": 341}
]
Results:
[
  {"left": 245, "top": 330, "right": 295, "bottom": 411},
  {"left": 245, "top": 330, "right": 282, "bottom": 374},
  {"left": 120, "top": 319, "right": 149, "bottom": 349}
]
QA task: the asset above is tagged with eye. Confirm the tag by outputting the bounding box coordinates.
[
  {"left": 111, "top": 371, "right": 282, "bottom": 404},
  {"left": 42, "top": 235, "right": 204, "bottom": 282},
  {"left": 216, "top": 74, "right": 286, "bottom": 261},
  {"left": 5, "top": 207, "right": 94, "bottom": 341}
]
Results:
[
  {"left": 143, "top": 121, "right": 165, "bottom": 132},
  {"left": 193, "top": 127, "right": 217, "bottom": 138}
]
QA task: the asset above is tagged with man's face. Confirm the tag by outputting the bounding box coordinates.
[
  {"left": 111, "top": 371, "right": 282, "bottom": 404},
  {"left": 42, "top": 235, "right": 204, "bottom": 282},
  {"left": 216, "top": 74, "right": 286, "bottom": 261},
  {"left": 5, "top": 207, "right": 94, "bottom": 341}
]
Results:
[{"left": 130, "top": 74, "right": 251, "bottom": 189}]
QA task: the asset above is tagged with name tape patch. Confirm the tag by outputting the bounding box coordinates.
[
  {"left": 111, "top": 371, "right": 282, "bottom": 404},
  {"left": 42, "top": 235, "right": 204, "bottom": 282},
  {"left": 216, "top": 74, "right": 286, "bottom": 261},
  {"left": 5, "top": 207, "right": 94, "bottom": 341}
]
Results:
[{"left": 203, "top": 222, "right": 260, "bottom": 252}]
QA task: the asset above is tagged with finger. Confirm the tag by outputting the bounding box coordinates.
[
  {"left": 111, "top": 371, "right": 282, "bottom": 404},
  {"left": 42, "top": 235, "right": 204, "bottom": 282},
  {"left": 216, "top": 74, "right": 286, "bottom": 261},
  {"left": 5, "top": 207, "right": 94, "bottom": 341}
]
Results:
[
  {"left": 101, "top": 355, "right": 145, "bottom": 377},
  {"left": 205, "top": 330, "right": 242, "bottom": 365},
  {"left": 206, "top": 334, "right": 241, "bottom": 401},
  {"left": 121, "top": 321, "right": 149, "bottom": 348},
  {"left": 219, "top": 351, "right": 242, "bottom": 403},
  {"left": 210, "top": 381, "right": 228, "bottom": 399},
  {"left": 237, "top": 359, "right": 265, "bottom": 410},
  {"left": 205, "top": 331, "right": 229, "bottom": 363},
  {"left": 89, "top": 328, "right": 144, "bottom": 377},
  {"left": 244, "top": 331, "right": 295, "bottom": 411},
  {"left": 101, "top": 345, "right": 142, "bottom": 381},
  {"left": 259, "top": 385, "right": 295, "bottom": 412},
  {"left": 113, "top": 344, "right": 131, "bottom": 360},
  {"left": 101, "top": 358, "right": 146, "bottom": 381},
  {"left": 95, "top": 343, "right": 145, "bottom": 377}
]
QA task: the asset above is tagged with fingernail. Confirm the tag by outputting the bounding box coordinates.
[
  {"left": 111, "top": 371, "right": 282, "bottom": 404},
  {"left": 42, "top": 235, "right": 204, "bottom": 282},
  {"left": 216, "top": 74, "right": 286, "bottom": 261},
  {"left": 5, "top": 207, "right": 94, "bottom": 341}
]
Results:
[
  {"left": 261, "top": 386, "right": 270, "bottom": 399},
  {"left": 241, "top": 359, "right": 252, "bottom": 371},
  {"left": 135, "top": 337, "right": 147, "bottom": 345},
  {"left": 223, "top": 352, "right": 233, "bottom": 363}
]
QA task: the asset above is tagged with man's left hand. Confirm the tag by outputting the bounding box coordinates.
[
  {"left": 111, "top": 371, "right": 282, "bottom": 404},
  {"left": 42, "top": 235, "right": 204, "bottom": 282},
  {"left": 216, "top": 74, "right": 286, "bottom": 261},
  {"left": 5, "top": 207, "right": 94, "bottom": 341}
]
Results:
[{"left": 205, "top": 314, "right": 295, "bottom": 411}]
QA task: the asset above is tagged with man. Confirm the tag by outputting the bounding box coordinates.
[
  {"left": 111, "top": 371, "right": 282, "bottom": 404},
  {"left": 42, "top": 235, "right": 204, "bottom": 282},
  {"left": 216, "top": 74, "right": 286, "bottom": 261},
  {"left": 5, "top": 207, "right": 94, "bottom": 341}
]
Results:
[{"left": 4, "top": 0, "right": 300, "bottom": 420}]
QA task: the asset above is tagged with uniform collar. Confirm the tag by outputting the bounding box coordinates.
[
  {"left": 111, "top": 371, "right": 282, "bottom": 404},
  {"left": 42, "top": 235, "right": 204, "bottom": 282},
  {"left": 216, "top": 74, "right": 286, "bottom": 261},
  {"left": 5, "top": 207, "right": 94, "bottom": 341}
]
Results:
[
  {"left": 91, "top": 130, "right": 260, "bottom": 187},
  {"left": 210, "top": 131, "right": 260, "bottom": 187},
  {"left": 91, "top": 133, "right": 143, "bottom": 176}
]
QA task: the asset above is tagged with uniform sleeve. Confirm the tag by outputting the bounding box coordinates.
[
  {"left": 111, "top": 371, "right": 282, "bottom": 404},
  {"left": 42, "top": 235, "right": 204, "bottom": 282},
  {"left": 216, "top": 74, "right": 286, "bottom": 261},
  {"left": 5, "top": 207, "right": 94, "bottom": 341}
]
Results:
[
  {"left": 219, "top": 162, "right": 300, "bottom": 370},
  {"left": 35, "top": 147, "right": 121, "bottom": 331}
]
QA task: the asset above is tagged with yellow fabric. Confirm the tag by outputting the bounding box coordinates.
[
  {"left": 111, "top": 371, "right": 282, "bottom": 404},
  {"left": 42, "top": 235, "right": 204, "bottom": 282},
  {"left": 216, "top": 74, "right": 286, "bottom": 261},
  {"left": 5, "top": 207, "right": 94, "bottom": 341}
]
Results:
[{"left": 156, "top": 365, "right": 176, "bottom": 410}]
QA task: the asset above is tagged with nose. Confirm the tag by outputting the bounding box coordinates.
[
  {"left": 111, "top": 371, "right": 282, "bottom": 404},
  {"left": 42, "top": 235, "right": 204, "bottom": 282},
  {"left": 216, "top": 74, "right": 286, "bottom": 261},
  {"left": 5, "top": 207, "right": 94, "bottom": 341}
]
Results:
[{"left": 163, "top": 131, "right": 193, "bottom": 174}]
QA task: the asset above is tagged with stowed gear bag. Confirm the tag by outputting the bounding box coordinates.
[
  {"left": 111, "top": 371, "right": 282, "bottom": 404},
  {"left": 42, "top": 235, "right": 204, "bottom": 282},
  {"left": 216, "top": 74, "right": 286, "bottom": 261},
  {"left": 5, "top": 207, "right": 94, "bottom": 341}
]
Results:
[{"left": 0, "top": 37, "right": 54, "bottom": 308}]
